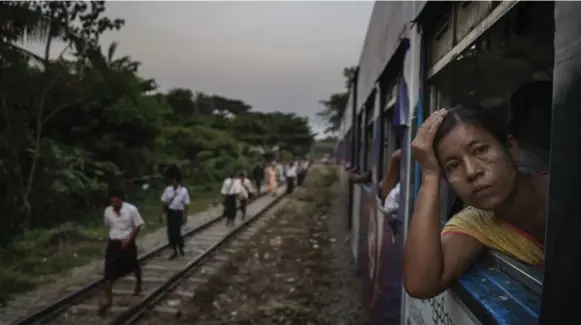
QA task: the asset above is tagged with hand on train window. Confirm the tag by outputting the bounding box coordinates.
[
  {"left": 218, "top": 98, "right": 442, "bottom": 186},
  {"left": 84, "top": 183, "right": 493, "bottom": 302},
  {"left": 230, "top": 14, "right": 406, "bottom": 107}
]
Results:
[
  {"left": 350, "top": 170, "right": 372, "bottom": 183},
  {"left": 390, "top": 149, "right": 402, "bottom": 164},
  {"left": 411, "top": 109, "right": 448, "bottom": 177}
]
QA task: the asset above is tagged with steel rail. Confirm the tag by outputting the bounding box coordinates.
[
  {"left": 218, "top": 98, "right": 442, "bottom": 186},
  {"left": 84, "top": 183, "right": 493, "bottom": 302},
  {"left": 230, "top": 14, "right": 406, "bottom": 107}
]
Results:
[
  {"left": 9, "top": 188, "right": 279, "bottom": 325},
  {"left": 110, "top": 193, "right": 287, "bottom": 325}
]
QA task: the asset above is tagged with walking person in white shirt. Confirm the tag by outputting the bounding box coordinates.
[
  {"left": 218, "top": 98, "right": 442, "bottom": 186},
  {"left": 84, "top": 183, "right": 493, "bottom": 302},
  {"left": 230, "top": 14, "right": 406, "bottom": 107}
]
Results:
[
  {"left": 285, "top": 162, "right": 298, "bottom": 194},
  {"left": 160, "top": 172, "right": 190, "bottom": 260},
  {"left": 221, "top": 173, "right": 242, "bottom": 227},
  {"left": 297, "top": 160, "right": 308, "bottom": 186},
  {"left": 237, "top": 171, "right": 255, "bottom": 220},
  {"left": 100, "top": 189, "right": 145, "bottom": 314}
]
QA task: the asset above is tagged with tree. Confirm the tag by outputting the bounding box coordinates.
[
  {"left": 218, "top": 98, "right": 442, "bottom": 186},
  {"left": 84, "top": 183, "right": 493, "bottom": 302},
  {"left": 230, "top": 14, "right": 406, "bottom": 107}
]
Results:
[
  {"left": 0, "top": 0, "right": 315, "bottom": 248},
  {"left": 317, "top": 66, "right": 357, "bottom": 134}
]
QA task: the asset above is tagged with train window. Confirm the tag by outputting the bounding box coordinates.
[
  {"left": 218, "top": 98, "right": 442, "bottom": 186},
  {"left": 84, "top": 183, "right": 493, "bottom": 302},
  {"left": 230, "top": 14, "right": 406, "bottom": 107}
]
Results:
[
  {"left": 378, "top": 81, "right": 397, "bottom": 180},
  {"left": 423, "top": 1, "right": 554, "bottom": 283},
  {"left": 380, "top": 110, "right": 395, "bottom": 180},
  {"left": 362, "top": 93, "right": 375, "bottom": 172},
  {"left": 356, "top": 112, "right": 364, "bottom": 170}
]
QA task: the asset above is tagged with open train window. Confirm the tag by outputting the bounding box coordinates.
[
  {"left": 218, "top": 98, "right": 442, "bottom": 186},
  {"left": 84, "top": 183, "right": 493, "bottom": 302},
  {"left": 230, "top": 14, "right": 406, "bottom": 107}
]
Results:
[
  {"left": 378, "top": 81, "right": 397, "bottom": 180},
  {"left": 362, "top": 92, "right": 375, "bottom": 172},
  {"left": 422, "top": 1, "right": 554, "bottom": 295},
  {"left": 356, "top": 111, "right": 364, "bottom": 170}
]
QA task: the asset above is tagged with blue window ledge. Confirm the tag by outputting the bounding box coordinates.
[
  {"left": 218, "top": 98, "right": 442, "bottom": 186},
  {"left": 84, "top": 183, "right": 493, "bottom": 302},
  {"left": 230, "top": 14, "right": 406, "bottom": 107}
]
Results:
[{"left": 454, "top": 252, "right": 542, "bottom": 325}]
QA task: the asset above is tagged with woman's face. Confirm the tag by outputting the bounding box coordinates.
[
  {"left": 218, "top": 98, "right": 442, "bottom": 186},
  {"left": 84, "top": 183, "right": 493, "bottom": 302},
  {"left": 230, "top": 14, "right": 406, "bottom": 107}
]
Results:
[{"left": 436, "top": 122, "right": 518, "bottom": 210}]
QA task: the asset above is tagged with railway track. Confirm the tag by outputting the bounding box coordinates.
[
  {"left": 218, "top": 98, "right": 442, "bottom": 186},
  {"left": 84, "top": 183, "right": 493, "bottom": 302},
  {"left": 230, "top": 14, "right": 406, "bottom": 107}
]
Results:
[{"left": 9, "top": 186, "right": 288, "bottom": 325}]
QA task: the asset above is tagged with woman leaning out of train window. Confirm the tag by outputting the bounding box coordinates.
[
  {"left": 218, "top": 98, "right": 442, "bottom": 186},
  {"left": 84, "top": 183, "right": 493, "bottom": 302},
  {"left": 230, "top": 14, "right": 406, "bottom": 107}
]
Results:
[{"left": 403, "top": 106, "right": 547, "bottom": 299}]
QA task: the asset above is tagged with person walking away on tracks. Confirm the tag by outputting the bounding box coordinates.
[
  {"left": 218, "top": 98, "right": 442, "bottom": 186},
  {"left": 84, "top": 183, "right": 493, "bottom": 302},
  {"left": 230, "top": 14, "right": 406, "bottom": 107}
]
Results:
[
  {"left": 285, "top": 161, "right": 297, "bottom": 194},
  {"left": 277, "top": 161, "right": 285, "bottom": 185},
  {"left": 265, "top": 162, "right": 278, "bottom": 196},
  {"left": 100, "top": 189, "right": 145, "bottom": 314},
  {"left": 160, "top": 173, "right": 190, "bottom": 260},
  {"left": 221, "top": 173, "right": 243, "bottom": 227},
  {"left": 296, "top": 160, "right": 307, "bottom": 186},
  {"left": 238, "top": 171, "right": 255, "bottom": 220},
  {"left": 403, "top": 106, "right": 548, "bottom": 299},
  {"left": 252, "top": 162, "right": 264, "bottom": 195}
]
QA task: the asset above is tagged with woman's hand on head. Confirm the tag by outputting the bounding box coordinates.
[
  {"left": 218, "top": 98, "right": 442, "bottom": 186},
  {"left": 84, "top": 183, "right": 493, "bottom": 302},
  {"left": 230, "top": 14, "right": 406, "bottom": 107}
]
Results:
[{"left": 412, "top": 109, "right": 448, "bottom": 177}]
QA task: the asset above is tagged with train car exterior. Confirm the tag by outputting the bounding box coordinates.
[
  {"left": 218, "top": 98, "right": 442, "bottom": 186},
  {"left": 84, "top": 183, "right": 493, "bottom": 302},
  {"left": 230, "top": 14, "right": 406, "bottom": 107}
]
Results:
[{"left": 335, "top": 1, "right": 579, "bottom": 325}]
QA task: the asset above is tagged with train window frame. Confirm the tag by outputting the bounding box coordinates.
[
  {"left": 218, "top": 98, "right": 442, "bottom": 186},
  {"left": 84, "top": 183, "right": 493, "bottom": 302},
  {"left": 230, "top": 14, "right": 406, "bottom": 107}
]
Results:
[
  {"left": 415, "top": 2, "right": 553, "bottom": 323},
  {"left": 356, "top": 111, "right": 364, "bottom": 170},
  {"left": 362, "top": 92, "right": 376, "bottom": 172},
  {"left": 378, "top": 83, "right": 397, "bottom": 181}
]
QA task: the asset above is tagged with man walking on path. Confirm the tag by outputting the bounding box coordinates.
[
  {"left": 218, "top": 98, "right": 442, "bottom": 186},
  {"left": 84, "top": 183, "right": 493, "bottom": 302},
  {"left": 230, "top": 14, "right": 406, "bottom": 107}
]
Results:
[
  {"left": 100, "top": 189, "right": 145, "bottom": 314},
  {"left": 252, "top": 162, "right": 264, "bottom": 195},
  {"left": 238, "top": 171, "right": 255, "bottom": 220},
  {"left": 297, "top": 160, "right": 308, "bottom": 186},
  {"left": 221, "top": 173, "right": 243, "bottom": 227},
  {"left": 160, "top": 171, "right": 190, "bottom": 260},
  {"left": 285, "top": 161, "right": 297, "bottom": 194}
]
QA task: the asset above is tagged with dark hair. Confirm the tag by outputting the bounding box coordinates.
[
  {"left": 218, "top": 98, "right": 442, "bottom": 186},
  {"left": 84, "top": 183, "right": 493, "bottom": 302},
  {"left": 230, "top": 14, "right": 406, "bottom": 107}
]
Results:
[
  {"left": 432, "top": 105, "right": 509, "bottom": 162},
  {"left": 166, "top": 166, "right": 181, "bottom": 182},
  {"left": 108, "top": 188, "right": 125, "bottom": 200}
]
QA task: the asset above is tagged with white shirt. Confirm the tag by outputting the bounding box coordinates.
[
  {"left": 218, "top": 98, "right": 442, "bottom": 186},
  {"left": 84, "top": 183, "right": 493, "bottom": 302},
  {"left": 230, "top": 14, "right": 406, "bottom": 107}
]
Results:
[
  {"left": 276, "top": 165, "right": 285, "bottom": 182},
  {"left": 104, "top": 202, "right": 145, "bottom": 240},
  {"left": 221, "top": 177, "right": 243, "bottom": 195},
  {"left": 286, "top": 166, "right": 297, "bottom": 178},
  {"left": 236, "top": 177, "right": 255, "bottom": 199},
  {"left": 160, "top": 186, "right": 191, "bottom": 211},
  {"left": 383, "top": 182, "right": 401, "bottom": 215}
]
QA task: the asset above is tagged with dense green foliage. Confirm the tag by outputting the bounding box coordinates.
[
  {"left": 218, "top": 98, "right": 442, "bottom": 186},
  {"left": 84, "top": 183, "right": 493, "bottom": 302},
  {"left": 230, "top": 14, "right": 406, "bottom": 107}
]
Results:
[{"left": 0, "top": 1, "right": 315, "bottom": 247}]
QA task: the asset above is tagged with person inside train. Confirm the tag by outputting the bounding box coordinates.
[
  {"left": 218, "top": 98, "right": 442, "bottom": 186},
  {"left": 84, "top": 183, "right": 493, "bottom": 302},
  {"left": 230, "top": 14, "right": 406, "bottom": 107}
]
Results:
[
  {"left": 348, "top": 165, "right": 372, "bottom": 183},
  {"left": 379, "top": 149, "right": 403, "bottom": 238},
  {"left": 379, "top": 149, "right": 401, "bottom": 203},
  {"left": 508, "top": 80, "right": 552, "bottom": 172},
  {"left": 403, "top": 105, "right": 548, "bottom": 299}
]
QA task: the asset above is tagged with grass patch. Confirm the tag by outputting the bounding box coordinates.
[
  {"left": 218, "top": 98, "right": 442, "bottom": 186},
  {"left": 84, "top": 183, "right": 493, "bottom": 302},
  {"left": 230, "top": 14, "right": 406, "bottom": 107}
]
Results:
[{"left": 0, "top": 190, "right": 218, "bottom": 304}]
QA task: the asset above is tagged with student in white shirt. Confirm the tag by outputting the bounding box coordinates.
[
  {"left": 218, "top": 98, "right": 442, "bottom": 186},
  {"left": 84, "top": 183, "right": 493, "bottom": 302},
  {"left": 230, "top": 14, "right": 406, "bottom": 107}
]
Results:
[
  {"left": 160, "top": 172, "right": 191, "bottom": 259},
  {"left": 100, "top": 189, "right": 145, "bottom": 314},
  {"left": 285, "top": 162, "right": 298, "bottom": 194},
  {"left": 277, "top": 163, "right": 285, "bottom": 184},
  {"left": 237, "top": 171, "right": 255, "bottom": 220},
  {"left": 220, "top": 173, "right": 242, "bottom": 227}
]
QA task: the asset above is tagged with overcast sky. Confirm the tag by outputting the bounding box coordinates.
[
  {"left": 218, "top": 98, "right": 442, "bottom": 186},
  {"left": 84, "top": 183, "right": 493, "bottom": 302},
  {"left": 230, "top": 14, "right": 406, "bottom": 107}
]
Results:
[{"left": 30, "top": 1, "right": 374, "bottom": 136}]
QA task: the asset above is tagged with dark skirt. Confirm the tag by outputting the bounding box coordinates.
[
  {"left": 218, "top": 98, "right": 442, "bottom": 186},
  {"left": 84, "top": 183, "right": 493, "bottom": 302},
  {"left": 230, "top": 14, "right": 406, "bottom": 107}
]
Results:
[
  {"left": 223, "top": 194, "right": 237, "bottom": 220},
  {"left": 286, "top": 177, "right": 295, "bottom": 194},
  {"left": 297, "top": 171, "right": 306, "bottom": 186},
  {"left": 166, "top": 209, "right": 184, "bottom": 249},
  {"left": 104, "top": 238, "right": 139, "bottom": 281}
]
